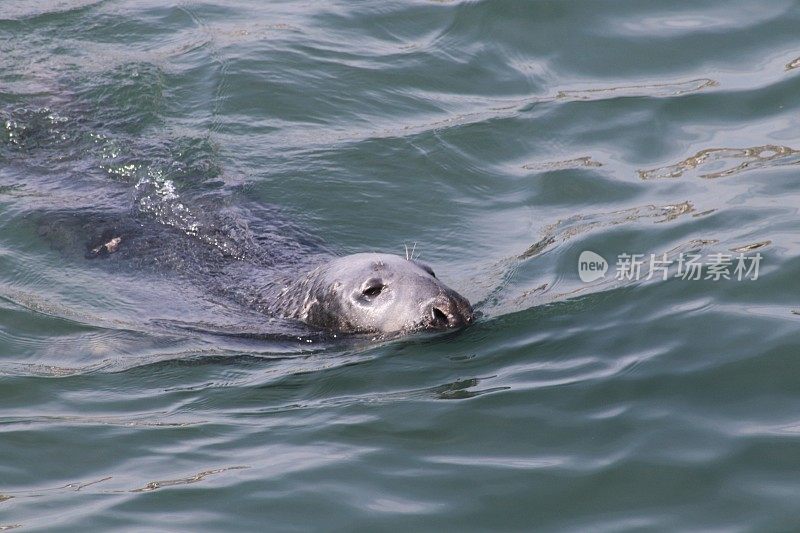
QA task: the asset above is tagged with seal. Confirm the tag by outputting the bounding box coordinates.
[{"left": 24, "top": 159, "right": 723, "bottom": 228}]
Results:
[
  {"left": 5, "top": 104, "right": 474, "bottom": 339},
  {"left": 63, "top": 210, "right": 474, "bottom": 337},
  {"left": 270, "top": 253, "right": 474, "bottom": 335}
]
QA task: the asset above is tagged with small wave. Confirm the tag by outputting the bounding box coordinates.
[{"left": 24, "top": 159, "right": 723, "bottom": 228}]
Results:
[
  {"left": 522, "top": 156, "right": 602, "bottom": 171},
  {"left": 1, "top": 107, "right": 73, "bottom": 152},
  {"left": 520, "top": 201, "right": 696, "bottom": 260},
  {"left": 128, "top": 466, "right": 250, "bottom": 493},
  {"left": 0, "top": 414, "right": 202, "bottom": 429},
  {"left": 0, "top": 0, "right": 105, "bottom": 21},
  {"left": 555, "top": 78, "right": 717, "bottom": 101},
  {"left": 731, "top": 240, "right": 771, "bottom": 253},
  {"left": 0, "top": 466, "right": 248, "bottom": 499},
  {"left": 278, "top": 77, "right": 719, "bottom": 150},
  {"left": 639, "top": 145, "right": 800, "bottom": 180},
  {"left": 475, "top": 200, "right": 719, "bottom": 317}
]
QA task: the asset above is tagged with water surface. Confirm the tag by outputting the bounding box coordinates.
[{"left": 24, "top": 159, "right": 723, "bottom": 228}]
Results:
[{"left": 3, "top": 1, "right": 800, "bottom": 530}]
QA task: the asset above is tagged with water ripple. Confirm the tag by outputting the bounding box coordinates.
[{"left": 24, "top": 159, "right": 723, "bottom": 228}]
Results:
[
  {"left": 639, "top": 144, "right": 800, "bottom": 180},
  {"left": 3, "top": 0, "right": 800, "bottom": 530}
]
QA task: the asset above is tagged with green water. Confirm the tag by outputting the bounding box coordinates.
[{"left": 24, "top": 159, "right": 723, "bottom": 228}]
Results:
[{"left": 3, "top": 1, "right": 800, "bottom": 530}]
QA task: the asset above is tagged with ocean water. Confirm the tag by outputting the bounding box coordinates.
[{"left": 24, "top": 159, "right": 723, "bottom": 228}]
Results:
[{"left": 2, "top": 1, "right": 800, "bottom": 530}]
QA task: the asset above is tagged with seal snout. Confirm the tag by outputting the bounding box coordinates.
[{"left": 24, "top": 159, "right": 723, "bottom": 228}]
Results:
[{"left": 425, "top": 292, "right": 474, "bottom": 330}]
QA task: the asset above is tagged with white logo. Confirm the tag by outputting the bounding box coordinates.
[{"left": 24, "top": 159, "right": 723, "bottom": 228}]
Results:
[
  {"left": 578, "top": 250, "right": 608, "bottom": 282},
  {"left": 576, "top": 251, "right": 762, "bottom": 282}
]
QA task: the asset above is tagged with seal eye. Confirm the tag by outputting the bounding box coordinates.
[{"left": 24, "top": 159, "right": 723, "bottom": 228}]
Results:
[{"left": 362, "top": 283, "right": 384, "bottom": 298}]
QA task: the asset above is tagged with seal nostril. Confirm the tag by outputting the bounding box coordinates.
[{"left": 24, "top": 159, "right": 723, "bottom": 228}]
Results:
[{"left": 431, "top": 306, "right": 449, "bottom": 326}]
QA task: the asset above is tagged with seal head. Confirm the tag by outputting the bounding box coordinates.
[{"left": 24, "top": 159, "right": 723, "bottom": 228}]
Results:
[{"left": 279, "top": 253, "right": 473, "bottom": 336}]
